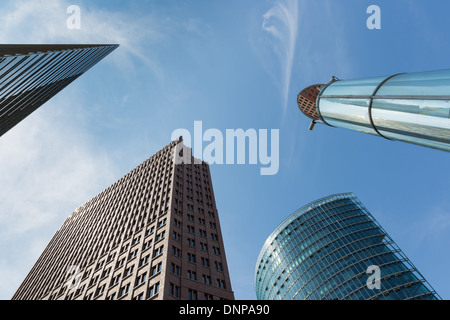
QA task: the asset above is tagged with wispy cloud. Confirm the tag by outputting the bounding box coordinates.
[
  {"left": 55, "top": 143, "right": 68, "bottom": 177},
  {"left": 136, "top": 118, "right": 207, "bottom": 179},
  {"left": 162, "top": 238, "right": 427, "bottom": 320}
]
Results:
[
  {"left": 0, "top": 107, "right": 119, "bottom": 236},
  {"left": 253, "top": 0, "right": 299, "bottom": 117}
]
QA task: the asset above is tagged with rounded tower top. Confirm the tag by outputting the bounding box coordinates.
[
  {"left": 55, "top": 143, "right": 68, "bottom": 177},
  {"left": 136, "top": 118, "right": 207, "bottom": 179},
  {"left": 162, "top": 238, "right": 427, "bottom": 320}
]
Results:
[{"left": 297, "top": 84, "right": 324, "bottom": 120}]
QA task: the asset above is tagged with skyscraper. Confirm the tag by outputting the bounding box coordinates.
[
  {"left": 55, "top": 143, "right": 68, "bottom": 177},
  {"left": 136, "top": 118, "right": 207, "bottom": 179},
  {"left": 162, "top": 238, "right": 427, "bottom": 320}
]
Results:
[
  {"left": 297, "top": 70, "right": 450, "bottom": 151},
  {"left": 0, "top": 44, "right": 118, "bottom": 137},
  {"left": 255, "top": 192, "right": 440, "bottom": 300},
  {"left": 12, "top": 137, "right": 234, "bottom": 300}
]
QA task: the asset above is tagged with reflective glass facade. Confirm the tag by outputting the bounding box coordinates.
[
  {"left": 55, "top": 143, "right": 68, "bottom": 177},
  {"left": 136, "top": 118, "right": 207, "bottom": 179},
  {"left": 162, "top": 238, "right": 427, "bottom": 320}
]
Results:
[
  {"left": 298, "top": 69, "right": 450, "bottom": 151},
  {"left": 255, "top": 193, "right": 440, "bottom": 300},
  {"left": 0, "top": 44, "right": 118, "bottom": 137}
]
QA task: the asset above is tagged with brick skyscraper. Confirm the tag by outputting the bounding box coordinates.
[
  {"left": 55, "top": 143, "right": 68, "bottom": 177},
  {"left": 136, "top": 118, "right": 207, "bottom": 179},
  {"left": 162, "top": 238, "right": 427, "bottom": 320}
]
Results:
[{"left": 12, "top": 137, "right": 234, "bottom": 300}]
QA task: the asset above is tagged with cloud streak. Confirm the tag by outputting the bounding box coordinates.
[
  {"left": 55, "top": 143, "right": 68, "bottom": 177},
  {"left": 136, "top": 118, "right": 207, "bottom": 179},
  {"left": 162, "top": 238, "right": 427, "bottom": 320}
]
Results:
[{"left": 259, "top": 0, "right": 299, "bottom": 116}]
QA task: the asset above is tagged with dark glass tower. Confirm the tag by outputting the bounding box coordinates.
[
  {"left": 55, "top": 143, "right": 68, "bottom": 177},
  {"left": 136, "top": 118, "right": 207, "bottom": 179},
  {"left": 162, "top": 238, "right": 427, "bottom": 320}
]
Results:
[
  {"left": 0, "top": 44, "right": 118, "bottom": 137},
  {"left": 255, "top": 192, "right": 440, "bottom": 300},
  {"left": 297, "top": 70, "right": 450, "bottom": 151}
]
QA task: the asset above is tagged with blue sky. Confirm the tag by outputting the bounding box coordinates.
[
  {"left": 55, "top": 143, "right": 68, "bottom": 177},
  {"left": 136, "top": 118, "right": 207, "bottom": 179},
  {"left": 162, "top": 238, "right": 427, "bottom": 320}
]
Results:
[{"left": 0, "top": 0, "right": 449, "bottom": 300}]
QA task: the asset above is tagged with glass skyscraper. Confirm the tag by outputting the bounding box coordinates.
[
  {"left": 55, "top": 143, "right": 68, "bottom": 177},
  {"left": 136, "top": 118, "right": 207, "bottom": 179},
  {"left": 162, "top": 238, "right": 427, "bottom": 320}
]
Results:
[
  {"left": 255, "top": 192, "right": 440, "bottom": 300},
  {"left": 297, "top": 69, "right": 450, "bottom": 151},
  {"left": 0, "top": 44, "right": 118, "bottom": 137}
]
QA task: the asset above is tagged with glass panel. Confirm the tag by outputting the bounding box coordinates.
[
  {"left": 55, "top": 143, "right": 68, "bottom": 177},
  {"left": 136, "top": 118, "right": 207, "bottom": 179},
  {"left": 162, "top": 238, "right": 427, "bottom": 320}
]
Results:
[
  {"left": 372, "top": 98, "right": 450, "bottom": 118},
  {"left": 322, "top": 76, "right": 388, "bottom": 96},
  {"left": 320, "top": 98, "right": 377, "bottom": 135},
  {"left": 372, "top": 99, "right": 450, "bottom": 151},
  {"left": 377, "top": 69, "right": 450, "bottom": 97}
]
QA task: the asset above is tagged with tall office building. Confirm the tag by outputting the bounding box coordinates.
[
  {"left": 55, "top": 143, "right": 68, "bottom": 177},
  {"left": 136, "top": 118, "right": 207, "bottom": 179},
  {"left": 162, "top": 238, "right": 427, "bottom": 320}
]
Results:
[
  {"left": 255, "top": 192, "right": 440, "bottom": 300},
  {"left": 12, "top": 137, "right": 234, "bottom": 300},
  {"left": 297, "top": 69, "right": 450, "bottom": 151},
  {"left": 0, "top": 44, "right": 118, "bottom": 137}
]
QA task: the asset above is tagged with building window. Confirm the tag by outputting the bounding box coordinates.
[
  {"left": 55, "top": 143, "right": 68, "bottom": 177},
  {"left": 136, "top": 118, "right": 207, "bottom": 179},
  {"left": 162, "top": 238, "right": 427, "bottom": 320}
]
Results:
[
  {"left": 217, "top": 279, "right": 226, "bottom": 289},
  {"left": 128, "top": 249, "right": 138, "bottom": 260},
  {"left": 158, "top": 218, "right": 167, "bottom": 228},
  {"left": 187, "top": 238, "right": 195, "bottom": 248},
  {"left": 215, "top": 262, "right": 223, "bottom": 272},
  {"left": 133, "top": 292, "right": 144, "bottom": 300},
  {"left": 84, "top": 292, "right": 93, "bottom": 300},
  {"left": 204, "top": 293, "right": 213, "bottom": 300},
  {"left": 148, "top": 282, "right": 160, "bottom": 298},
  {"left": 124, "top": 265, "right": 134, "bottom": 278},
  {"left": 110, "top": 274, "right": 121, "bottom": 287},
  {"left": 107, "top": 292, "right": 116, "bottom": 300},
  {"left": 95, "top": 260, "right": 105, "bottom": 270},
  {"left": 101, "top": 267, "right": 111, "bottom": 279},
  {"left": 187, "top": 253, "right": 196, "bottom": 263},
  {"left": 143, "top": 239, "right": 153, "bottom": 251},
  {"left": 202, "top": 275, "right": 211, "bottom": 285},
  {"left": 151, "top": 262, "right": 162, "bottom": 276},
  {"left": 188, "top": 289, "right": 198, "bottom": 300},
  {"left": 120, "top": 243, "right": 129, "bottom": 253},
  {"left": 95, "top": 285, "right": 105, "bottom": 297},
  {"left": 75, "top": 285, "right": 85, "bottom": 297},
  {"left": 172, "top": 246, "right": 181, "bottom": 258},
  {"left": 170, "top": 283, "right": 180, "bottom": 298},
  {"left": 139, "top": 254, "right": 150, "bottom": 267},
  {"left": 187, "top": 270, "right": 197, "bottom": 280},
  {"left": 173, "top": 263, "right": 181, "bottom": 275},
  {"left": 201, "top": 257, "right": 210, "bottom": 267},
  {"left": 106, "top": 253, "right": 115, "bottom": 263},
  {"left": 89, "top": 275, "right": 99, "bottom": 287},
  {"left": 146, "top": 226, "right": 155, "bottom": 236},
  {"left": 153, "top": 245, "right": 164, "bottom": 258},
  {"left": 116, "top": 257, "right": 125, "bottom": 269},
  {"left": 132, "top": 236, "right": 141, "bottom": 246},
  {"left": 118, "top": 283, "right": 130, "bottom": 298},
  {"left": 173, "top": 218, "right": 182, "bottom": 228},
  {"left": 156, "top": 231, "right": 165, "bottom": 242},
  {"left": 135, "top": 272, "right": 147, "bottom": 287}
]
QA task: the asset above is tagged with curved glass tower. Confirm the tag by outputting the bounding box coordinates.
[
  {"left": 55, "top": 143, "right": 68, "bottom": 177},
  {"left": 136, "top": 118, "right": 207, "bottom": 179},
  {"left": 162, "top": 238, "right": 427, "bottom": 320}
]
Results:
[
  {"left": 297, "top": 70, "right": 450, "bottom": 151},
  {"left": 255, "top": 193, "right": 440, "bottom": 300}
]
